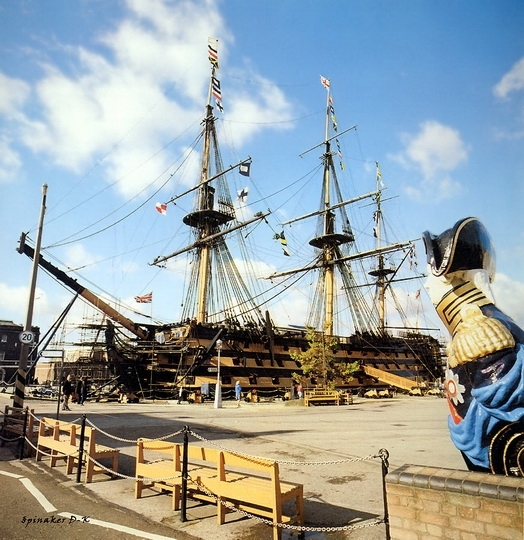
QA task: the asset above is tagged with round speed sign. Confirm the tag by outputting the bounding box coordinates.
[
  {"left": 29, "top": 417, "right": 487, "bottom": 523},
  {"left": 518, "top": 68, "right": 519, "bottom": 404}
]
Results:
[{"left": 19, "top": 331, "right": 35, "bottom": 344}]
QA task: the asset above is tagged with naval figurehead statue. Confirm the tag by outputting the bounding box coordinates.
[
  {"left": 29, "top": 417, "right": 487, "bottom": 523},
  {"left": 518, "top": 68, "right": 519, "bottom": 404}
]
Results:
[{"left": 423, "top": 217, "right": 524, "bottom": 476}]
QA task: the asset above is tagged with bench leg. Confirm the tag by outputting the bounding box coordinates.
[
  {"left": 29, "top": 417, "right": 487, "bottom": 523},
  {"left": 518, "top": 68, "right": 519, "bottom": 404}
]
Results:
[
  {"left": 50, "top": 450, "right": 63, "bottom": 468},
  {"left": 272, "top": 507, "right": 283, "bottom": 540},
  {"left": 296, "top": 494, "right": 305, "bottom": 526},
  {"left": 217, "top": 497, "right": 227, "bottom": 524},
  {"left": 135, "top": 477, "right": 144, "bottom": 499},
  {"left": 173, "top": 485, "right": 180, "bottom": 511},
  {"left": 66, "top": 454, "right": 77, "bottom": 476},
  {"left": 111, "top": 455, "right": 119, "bottom": 478},
  {"left": 85, "top": 458, "right": 94, "bottom": 483}
]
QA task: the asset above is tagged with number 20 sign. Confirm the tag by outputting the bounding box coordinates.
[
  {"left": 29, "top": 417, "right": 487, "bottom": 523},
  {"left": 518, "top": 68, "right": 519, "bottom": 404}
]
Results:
[{"left": 19, "top": 331, "right": 34, "bottom": 344}]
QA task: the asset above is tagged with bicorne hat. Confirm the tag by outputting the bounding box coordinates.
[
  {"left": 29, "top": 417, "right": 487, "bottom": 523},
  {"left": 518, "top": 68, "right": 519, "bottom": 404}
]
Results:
[{"left": 422, "top": 217, "right": 496, "bottom": 282}]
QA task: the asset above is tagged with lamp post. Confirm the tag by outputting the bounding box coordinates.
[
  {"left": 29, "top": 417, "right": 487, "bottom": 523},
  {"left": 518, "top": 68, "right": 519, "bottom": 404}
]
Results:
[{"left": 214, "top": 339, "right": 222, "bottom": 409}]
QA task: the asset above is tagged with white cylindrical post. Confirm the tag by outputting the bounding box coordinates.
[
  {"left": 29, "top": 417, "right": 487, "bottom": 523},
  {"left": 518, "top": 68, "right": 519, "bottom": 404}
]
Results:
[{"left": 214, "top": 339, "right": 223, "bottom": 409}]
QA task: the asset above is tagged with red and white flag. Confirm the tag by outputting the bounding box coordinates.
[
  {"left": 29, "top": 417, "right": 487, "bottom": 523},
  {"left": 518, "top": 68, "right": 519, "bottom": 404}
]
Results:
[
  {"left": 135, "top": 292, "right": 153, "bottom": 303},
  {"left": 320, "top": 75, "right": 330, "bottom": 89},
  {"left": 155, "top": 202, "right": 167, "bottom": 215}
]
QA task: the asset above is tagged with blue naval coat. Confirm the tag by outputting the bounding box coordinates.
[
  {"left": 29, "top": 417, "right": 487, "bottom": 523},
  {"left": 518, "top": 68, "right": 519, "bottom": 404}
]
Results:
[{"left": 445, "top": 305, "right": 524, "bottom": 470}]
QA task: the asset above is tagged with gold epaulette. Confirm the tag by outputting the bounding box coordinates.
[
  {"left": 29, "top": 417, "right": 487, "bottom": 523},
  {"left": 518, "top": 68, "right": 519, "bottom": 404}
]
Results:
[
  {"left": 436, "top": 281, "right": 493, "bottom": 336},
  {"left": 447, "top": 304, "right": 515, "bottom": 368}
]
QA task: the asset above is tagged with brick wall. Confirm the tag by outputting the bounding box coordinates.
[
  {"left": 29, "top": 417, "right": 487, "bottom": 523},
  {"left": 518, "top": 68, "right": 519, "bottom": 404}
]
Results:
[{"left": 386, "top": 464, "right": 523, "bottom": 540}]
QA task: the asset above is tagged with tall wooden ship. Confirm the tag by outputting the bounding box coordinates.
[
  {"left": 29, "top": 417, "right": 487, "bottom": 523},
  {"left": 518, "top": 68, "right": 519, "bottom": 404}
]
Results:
[{"left": 18, "top": 42, "right": 443, "bottom": 399}]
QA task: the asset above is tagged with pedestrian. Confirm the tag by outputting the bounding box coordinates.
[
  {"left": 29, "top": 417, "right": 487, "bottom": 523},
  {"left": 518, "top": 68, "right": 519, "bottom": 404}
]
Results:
[
  {"left": 235, "top": 381, "right": 242, "bottom": 402},
  {"left": 76, "top": 376, "right": 89, "bottom": 405},
  {"left": 62, "top": 374, "right": 73, "bottom": 411},
  {"left": 297, "top": 383, "right": 303, "bottom": 399},
  {"left": 177, "top": 386, "right": 184, "bottom": 404}
]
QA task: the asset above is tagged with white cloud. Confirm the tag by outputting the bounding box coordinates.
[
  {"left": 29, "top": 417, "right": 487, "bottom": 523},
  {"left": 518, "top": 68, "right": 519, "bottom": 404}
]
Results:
[
  {"left": 63, "top": 244, "right": 98, "bottom": 271},
  {"left": 493, "top": 57, "right": 524, "bottom": 98},
  {"left": 491, "top": 273, "right": 524, "bottom": 329},
  {"left": 391, "top": 120, "right": 468, "bottom": 201},
  {"left": 0, "top": 73, "right": 30, "bottom": 117},
  {"left": 0, "top": 135, "right": 22, "bottom": 183},
  {"left": 1, "top": 0, "right": 294, "bottom": 199}
]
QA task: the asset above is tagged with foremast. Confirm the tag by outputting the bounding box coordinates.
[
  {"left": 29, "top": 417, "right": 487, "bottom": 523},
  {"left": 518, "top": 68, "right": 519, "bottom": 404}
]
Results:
[{"left": 152, "top": 39, "right": 268, "bottom": 328}]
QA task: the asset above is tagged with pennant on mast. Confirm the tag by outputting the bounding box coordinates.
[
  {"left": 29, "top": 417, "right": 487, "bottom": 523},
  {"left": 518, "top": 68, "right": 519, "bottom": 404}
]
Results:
[{"left": 208, "top": 37, "right": 219, "bottom": 69}]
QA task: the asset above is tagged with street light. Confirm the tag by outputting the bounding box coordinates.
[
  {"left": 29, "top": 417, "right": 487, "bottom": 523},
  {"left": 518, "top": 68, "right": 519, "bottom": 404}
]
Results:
[{"left": 214, "top": 339, "right": 223, "bottom": 409}]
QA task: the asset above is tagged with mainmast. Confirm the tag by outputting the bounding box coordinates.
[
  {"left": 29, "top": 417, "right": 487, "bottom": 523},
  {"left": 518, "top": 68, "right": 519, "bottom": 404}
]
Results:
[
  {"left": 308, "top": 79, "right": 354, "bottom": 335},
  {"left": 267, "top": 77, "right": 417, "bottom": 338}
]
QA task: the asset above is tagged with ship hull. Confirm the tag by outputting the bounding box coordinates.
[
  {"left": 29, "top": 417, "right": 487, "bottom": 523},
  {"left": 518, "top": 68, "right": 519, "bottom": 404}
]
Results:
[{"left": 102, "top": 321, "right": 444, "bottom": 399}]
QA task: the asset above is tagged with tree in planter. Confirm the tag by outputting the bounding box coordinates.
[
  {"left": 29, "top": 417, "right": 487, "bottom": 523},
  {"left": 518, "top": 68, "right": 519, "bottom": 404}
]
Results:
[{"left": 291, "top": 326, "right": 359, "bottom": 389}]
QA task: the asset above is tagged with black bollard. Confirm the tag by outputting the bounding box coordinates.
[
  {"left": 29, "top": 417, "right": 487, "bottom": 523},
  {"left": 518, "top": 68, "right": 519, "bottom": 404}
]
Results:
[
  {"left": 76, "top": 414, "right": 87, "bottom": 483},
  {"left": 180, "top": 425, "right": 189, "bottom": 522},
  {"left": 18, "top": 407, "right": 29, "bottom": 460},
  {"left": 378, "top": 448, "right": 390, "bottom": 540}
]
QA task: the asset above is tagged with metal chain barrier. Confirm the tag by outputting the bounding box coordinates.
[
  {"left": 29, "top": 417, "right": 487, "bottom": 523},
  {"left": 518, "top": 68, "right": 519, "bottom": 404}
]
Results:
[
  {"left": 189, "top": 428, "right": 378, "bottom": 466},
  {"left": 186, "top": 471, "right": 385, "bottom": 534},
  {"left": 85, "top": 417, "right": 184, "bottom": 443},
  {"left": 20, "top": 412, "right": 389, "bottom": 535}
]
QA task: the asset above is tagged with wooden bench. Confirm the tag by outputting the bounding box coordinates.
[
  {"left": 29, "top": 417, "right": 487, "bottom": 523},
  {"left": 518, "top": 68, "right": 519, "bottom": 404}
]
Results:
[
  {"left": 135, "top": 441, "right": 304, "bottom": 539},
  {"left": 304, "top": 389, "right": 340, "bottom": 406},
  {"left": 0, "top": 406, "right": 40, "bottom": 455},
  {"left": 36, "top": 417, "right": 119, "bottom": 483},
  {"left": 135, "top": 439, "right": 220, "bottom": 510},
  {"left": 339, "top": 391, "right": 354, "bottom": 405},
  {"left": 200, "top": 450, "right": 304, "bottom": 540}
]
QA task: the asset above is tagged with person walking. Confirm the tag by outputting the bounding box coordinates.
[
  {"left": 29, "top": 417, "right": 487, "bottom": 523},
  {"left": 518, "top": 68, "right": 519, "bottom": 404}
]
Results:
[
  {"left": 235, "top": 381, "right": 242, "bottom": 403},
  {"left": 62, "top": 374, "right": 74, "bottom": 411},
  {"left": 76, "top": 376, "right": 89, "bottom": 405}
]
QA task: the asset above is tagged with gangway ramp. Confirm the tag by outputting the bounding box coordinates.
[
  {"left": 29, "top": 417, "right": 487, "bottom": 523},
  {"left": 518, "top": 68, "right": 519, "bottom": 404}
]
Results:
[{"left": 363, "top": 365, "right": 416, "bottom": 392}]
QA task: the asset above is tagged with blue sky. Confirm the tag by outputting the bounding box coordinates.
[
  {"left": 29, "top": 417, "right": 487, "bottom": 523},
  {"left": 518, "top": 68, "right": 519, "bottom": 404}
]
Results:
[{"left": 1, "top": 0, "right": 523, "bottom": 341}]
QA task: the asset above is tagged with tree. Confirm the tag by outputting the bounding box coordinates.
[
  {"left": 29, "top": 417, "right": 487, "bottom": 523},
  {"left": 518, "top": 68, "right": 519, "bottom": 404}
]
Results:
[{"left": 291, "top": 327, "right": 359, "bottom": 389}]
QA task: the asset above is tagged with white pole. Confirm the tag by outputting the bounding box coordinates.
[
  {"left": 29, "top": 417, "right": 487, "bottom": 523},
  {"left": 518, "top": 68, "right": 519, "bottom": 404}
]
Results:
[{"left": 214, "top": 339, "right": 222, "bottom": 409}]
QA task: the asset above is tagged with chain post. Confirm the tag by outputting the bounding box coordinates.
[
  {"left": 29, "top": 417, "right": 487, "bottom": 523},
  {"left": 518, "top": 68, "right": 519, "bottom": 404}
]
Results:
[
  {"left": 18, "top": 407, "right": 29, "bottom": 460},
  {"left": 180, "top": 425, "right": 189, "bottom": 522},
  {"left": 377, "top": 448, "right": 390, "bottom": 540},
  {"left": 76, "top": 414, "right": 87, "bottom": 483}
]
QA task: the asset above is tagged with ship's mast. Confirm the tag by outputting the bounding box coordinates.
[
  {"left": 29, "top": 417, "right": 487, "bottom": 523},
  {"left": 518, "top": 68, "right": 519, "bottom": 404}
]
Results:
[
  {"left": 195, "top": 102, "right": 214, "bottom": 323},
  {"left": 308, "top": 80, "right": 355, "bottom": 336},
  {"left": 152, "top": 40, "right": 268, "bottom": 328},
  {"left": 184, "top": 64, "right": 234, "bottom": 324},
  {"left": 368, "top": 169, "right": 394, "bottom": 334}
]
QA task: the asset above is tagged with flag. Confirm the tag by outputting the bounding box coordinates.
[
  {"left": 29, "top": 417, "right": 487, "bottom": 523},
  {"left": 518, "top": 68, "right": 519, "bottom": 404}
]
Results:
[
  {"left": 376, "top": 161, "right": 385, "bottom": 188},
  {"left": 155, "top": 202, "right": 167, "bottom": 215},
  {"left": 212, "top": 76, "right": 223, "bottom": 112},
  {"left": 135, "top": 292, "right": 153, "bottom": 303},
  {"left": 320, "top": 75, "right": 330, "bottom": 89},
  {"left": 239, "top": 161, "right": 251, "bottom": 176},
  {"left": 237, "top": 187, "right": 248, "bottom": 202},
  {"left": 208, "top": 37, "right": 219, "bottom": 69},
  {"left": 336, "top": 138, "right": 344, "bottom": 170},
  {"left": 212, "top": 76, "right": 222, "bottom": 100},
  {"left": 274, "top": 231, "right": 290, "bottom": 256}
]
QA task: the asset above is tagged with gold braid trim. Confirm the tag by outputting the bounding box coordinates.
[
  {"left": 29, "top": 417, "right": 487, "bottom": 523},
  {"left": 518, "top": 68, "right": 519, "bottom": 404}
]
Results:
[
  {"left": 447, "top": 304, "right": 515, "bottom": 368},
  {"left": 436, "top": 281, "right": 492, "bottom": 336}
]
